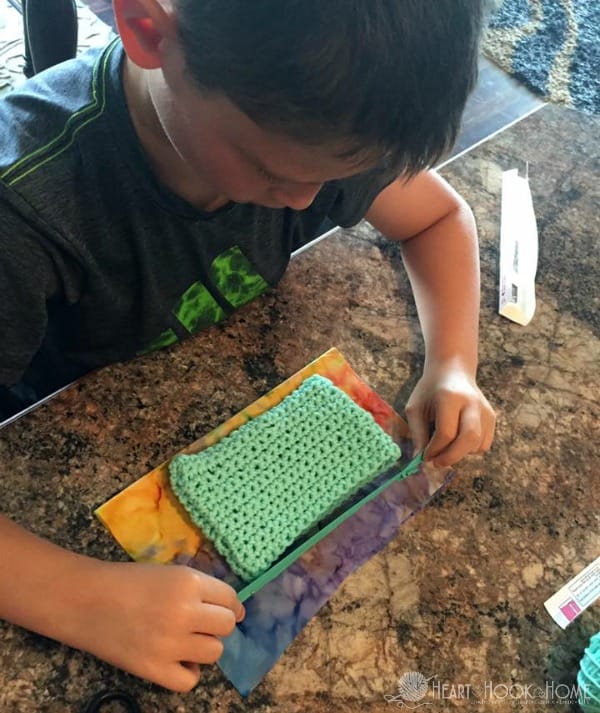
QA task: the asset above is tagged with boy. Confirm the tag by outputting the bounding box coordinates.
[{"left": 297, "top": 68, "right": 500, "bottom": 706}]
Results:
[{"left": 0, "top": 0, "right": 495, "bottom": 692}]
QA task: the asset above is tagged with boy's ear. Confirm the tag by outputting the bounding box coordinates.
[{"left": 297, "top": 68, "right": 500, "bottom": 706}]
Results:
[{"left": 113, "top": 0, "right": 176, "bottom": 69}]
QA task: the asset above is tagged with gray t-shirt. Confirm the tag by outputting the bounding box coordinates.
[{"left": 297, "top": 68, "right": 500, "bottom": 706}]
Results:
[{"left": 0, "top": 39, "right": 396, "bottom": 409}]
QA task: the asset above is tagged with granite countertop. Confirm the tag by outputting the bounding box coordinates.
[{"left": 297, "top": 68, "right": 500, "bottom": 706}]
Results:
[{"left": 1, "top": 104, "right": 598, "bottom": 712}]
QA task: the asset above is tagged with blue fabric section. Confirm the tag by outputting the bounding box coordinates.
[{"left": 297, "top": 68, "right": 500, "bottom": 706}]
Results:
[{"left": 214, "top": 437, "right": 448, "bottom": 696}]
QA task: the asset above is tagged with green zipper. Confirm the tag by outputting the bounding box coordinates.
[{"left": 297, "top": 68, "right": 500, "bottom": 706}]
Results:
[{"left": 237, "top": 451, "right": 424, "bottom": 602}]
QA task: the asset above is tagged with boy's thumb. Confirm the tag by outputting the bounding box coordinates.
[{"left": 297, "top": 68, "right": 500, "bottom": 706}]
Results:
[{"left": 407, "top": 413, "right": 429, "bottom": 457}]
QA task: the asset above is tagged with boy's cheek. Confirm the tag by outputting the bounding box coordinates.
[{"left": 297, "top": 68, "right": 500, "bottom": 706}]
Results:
[{"left": 212, "top": 166, "right": 262, "bottom": 203}]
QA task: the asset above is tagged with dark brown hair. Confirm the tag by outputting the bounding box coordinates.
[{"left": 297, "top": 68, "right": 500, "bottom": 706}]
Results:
[{"left": 175, "top": 0, "right": 489, "bottom": 175}]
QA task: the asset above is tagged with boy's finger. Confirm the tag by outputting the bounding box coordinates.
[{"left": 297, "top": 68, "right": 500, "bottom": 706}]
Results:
[
  {"left": 424, "top": 401, "right": 460, "bottom": 461},
  {"left": 182, "top": 634, "right": 224, "bottom": 665},
  {"left": 479, "top": 408, "right": 497, "bottom": 453},
  {"left": 195, "top": 570, "right": 245, "bottom": 619},
  {"left": 159, "top": 661, "right": 201, "bottom": 693},
  {"left": 430, "top": 407, "right": 482, "bottom": 466},
  {"left": 405, "top": 409, "right": 430, "bottom": 454},
  {"left": 189, "top": 602, "right": 240, "bottom": 637},
  {"left": 478, "top": 423, "right": 494, "bottom": 453}
]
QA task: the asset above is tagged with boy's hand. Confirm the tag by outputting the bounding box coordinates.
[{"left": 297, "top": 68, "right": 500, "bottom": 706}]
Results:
[
  {"left": 66, "top": 561, "right": 245, "bottom": 692},
  {"left": 405, "top": 361, "right": 495, "bottom": 467},
  {"left": 0, "top": 516, "right": 245, "bottom": 692},
  {"left": 365, "top": 172, "right": 496, "bottom": 467}
]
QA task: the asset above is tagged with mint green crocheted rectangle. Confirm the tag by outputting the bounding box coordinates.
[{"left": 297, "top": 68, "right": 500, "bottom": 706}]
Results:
[{"left": 169, "top": 374, "right": 401, "bottom": 581}]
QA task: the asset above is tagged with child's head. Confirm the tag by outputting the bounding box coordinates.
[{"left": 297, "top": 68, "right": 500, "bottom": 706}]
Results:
[
  {"left": 115, "top": 0, "right": 488, "bottom": 208},
  {"left": 172, "top": 0, "right": 488, "bottom": 175}
]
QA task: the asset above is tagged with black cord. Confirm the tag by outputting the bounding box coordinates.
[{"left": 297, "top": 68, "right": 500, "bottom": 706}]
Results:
[
  {"left": 6, "top": 0, "right": 22, "bottom": 14},
  {"left": 80, "top": 689, "right": 143, "bottom": 713}
]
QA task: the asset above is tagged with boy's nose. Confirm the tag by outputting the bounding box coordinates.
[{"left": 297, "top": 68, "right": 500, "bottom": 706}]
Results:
[{"left": 272, "top": 182, "right": 322, "bottom": 211}]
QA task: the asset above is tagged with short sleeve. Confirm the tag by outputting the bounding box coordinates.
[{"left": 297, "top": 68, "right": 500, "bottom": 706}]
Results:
[{"left": 326, "top": 162, "right": 398, "bottom": 228}]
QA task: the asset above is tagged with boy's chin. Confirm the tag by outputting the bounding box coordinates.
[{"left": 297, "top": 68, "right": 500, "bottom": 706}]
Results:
[
  {"left": 228, "top": 192, "right": 286, "bottom": 209},
  {"left": 252, "top": 198, "right": 286, "bottom": 209}
]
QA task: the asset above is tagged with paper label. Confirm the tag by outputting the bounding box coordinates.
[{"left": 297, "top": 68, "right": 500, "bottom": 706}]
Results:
[
  {"left": 544, "top": 556, "right": 600, "bottom": 629},
  {"left": 498, "top": 168, "right": 538, "bottom": 326}
]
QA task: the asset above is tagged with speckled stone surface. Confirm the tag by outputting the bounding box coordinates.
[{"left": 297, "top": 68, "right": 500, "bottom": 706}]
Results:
[{"left": 1, "top": 104, "right": 598, "bottom": 712}]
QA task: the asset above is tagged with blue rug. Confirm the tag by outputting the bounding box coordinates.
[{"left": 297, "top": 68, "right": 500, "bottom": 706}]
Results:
[{"left": 483, "top": 0, "right": 600, "bottom": 115}]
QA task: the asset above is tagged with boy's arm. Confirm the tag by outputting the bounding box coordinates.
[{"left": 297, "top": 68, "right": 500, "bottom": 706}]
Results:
[
  {"left": 365, "top": 170, "right": 495, "bottom": 466},
  {"left": 0, "top": 514, "right": 244, "bottom": 691}
]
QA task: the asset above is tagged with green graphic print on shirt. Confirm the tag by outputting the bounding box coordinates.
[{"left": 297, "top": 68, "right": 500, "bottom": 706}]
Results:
[
  {"left": 140, "top": 246, "right": 270, "bottom": 355},
  {"left": 209, "top": 245, "right": 269, "bottom": 309},
  {"left": 175, "top": 281, "right": 227, "bottom": 333}
]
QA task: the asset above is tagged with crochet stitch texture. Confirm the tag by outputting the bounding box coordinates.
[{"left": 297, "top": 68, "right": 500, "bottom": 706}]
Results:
[{"left": 169, "top": 374, "right": 401, "bottom": 580}]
